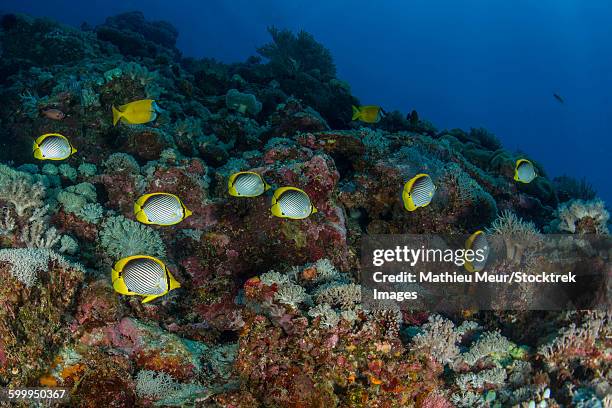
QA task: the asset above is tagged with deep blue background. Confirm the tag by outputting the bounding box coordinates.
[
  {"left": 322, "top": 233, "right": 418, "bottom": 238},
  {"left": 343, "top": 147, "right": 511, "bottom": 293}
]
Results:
[{"left": 3, "top": 0, "right": 611, "bottom": 206}]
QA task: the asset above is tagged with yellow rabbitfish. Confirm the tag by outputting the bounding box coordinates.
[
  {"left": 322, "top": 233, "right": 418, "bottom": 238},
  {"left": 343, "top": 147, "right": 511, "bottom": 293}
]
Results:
[
  {"left": 514, "top": 159, "right": 537, "bottom": 184},
  {"left": 112, "top": 99, "right": 161, "bottom": 126},
  {"left": 134, "top": 193, "right": 192, "bottom": 226},
  {"left": 228, "top": 171, "right": 270, "bottom": 197},
  {"left": 112, "top": 255, "right": 180, "bottom": 303},
  {"left": 402, "top": 174, "right": 436, "bottom": 211},
  {"left": 271, "top": 187, "right": 317, "bottom": 219},
  {"left": 351, "top": 105, "right": 382, "bottom": 123},
  {"left": 464, "top": 230, "right": 489, "bottom": 273},
  {"left": 33, "top": 133, "right": 77, "bottom": 160}
]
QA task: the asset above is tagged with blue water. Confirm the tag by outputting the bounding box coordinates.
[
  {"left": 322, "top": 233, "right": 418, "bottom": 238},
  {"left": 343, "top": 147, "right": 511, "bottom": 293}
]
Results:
[{"left": 4, "top": 0, "right": 611, "bottom": 206}]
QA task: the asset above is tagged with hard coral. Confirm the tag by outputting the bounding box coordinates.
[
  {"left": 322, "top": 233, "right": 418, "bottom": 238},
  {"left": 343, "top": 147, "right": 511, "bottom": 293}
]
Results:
[
  {"left": 0, "top": 249, "right": 84, "bottom": 386},
  {"left": 0, "top": 175, "right": 45, "bottom": 216}
]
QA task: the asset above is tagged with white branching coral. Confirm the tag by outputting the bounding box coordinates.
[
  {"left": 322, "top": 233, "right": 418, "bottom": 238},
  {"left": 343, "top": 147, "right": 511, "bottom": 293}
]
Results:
[
  {"left": 0, "top": 177, "right": 45, "bottom": 216},
  {"left": 0, "top": 248, "right": 80, "bottom": 287},
  {"left": 260, "top": 270, "right": 290, "bottom": 286},
  {"left": 460, "top": 330, "right": 513, "bottom": 367},
  {"left": 538, "top": 311, "right": 611, "bottom": 366},
  {"left": 456, "top": 367, "right": 507, "bottom": 391},
  {"left": 451, "top": 390, "right": 487, "bottom": 408},
  {"left": 308, "top": 303, "right": 340, "bottom": 328},
  {"left": 312, "top": 258, "right": 342, "bottom": 283},
  {"left": 314, "top": 283, "right": 361, "bottom": 309},
  {"left": 411, "top": 315, "right": 461, "bottom": 365},
  {"left": 257, "top": 259, "right": 363, "bottom": 329},
  {"left": 21, "top": 205, "right": 61, "bottom": 249},
  {"left": 274, "top": 283, "right": 309, "bottom": 308},
  {"left": 554, "top": 198, "right": 609, "bottom": 234}
]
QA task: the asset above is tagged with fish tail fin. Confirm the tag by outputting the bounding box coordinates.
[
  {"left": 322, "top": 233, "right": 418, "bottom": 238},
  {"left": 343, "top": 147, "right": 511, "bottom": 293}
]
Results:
[
  {"left": 351, "top": 105, "right": 360, "bottom": 121},
  {"left": 112, "top": 105, "right": 122, "bottom": 126}
]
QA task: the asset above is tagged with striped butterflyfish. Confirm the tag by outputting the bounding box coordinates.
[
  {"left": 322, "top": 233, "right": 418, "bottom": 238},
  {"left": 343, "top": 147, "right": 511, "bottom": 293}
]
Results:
[
  {"left": 464, "top": 230, "right": 489, "bottom": 273},
  {"left": 514, "top": 159, "right": 537, "bottom": 184},
  {"left": 228, "top": 171, "right": 270, "bottom": 197},
  {"left": 33, "top": 133, "right": 77, "bottom": 160},
  {"left": 402, "top": 173, "right": 436, "bottom": 211},
  {"left": 270, "top": 187, "right": 318, "bottom": 219},
  {"left": 111, "top": 255, "right": 181, "bottom": 303},
  {"left": 134, "top": 193, "right": 192, "bottom": 226}
]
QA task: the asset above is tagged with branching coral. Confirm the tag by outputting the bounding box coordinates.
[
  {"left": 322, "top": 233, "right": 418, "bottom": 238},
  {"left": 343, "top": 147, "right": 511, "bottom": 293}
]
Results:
[
  {"left": 0, "top": 248, "right": 79, "bottom": 287},
  {"left": 487, "top": 210, "right": 540, "bottom": 239},
  {"left": 538, "top": 311, "right": 611, "bottom": 370},
  {"left": 256, "top": 259, "right": 361, "bottom": 329},
  {"left": 307, "top": 303, "right": 340, "bottom": 328},
  {"left": 0, "top": 176, "right": 45, "bottom": 217},
  {"left": 460, "top": 330, "right": 514, "bottom": 367},
  {"left": 314, "top": 282, "right": 361, "bottom": 309},
  {"left": 411, "top": 315, "right": 462, "bottom": 365},
  {"left": 21, "top": 206, "right": 62, "bottom": 249},
  {"left": 0, "top": 248, "right": 48, "bottom": 287},
  {"left": 274, "top": 283, "right": 309, "bottom": 308},
  {"left": 59, "top": 235, "right": 79, "bottom": 255}
]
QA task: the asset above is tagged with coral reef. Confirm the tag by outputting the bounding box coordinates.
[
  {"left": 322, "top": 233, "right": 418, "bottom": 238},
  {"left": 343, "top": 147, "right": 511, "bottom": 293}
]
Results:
[
  {"left": 548, "top": 198, "right": 610, "bottom": 234},
  {"left": 0, "top": 10, "right": 608, "bottom": 407}
]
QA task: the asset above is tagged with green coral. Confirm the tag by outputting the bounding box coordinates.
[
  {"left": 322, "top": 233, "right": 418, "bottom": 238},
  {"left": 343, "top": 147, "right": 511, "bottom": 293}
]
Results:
[
  {"left": 77, "top": 163, "right": 98, "bottom": 177},
  {"left": 59, "top": 235, "right": 79, "bottom": 255},
  {"left": 57, "top": 182, "right": 97, "bottom": 214},
  {"left": 99, "top": 215, "right": 165, "bottom": 258},
  {"left": 58, "top": 163, "right": 77, "bottom": 182},
  {"left": 77, "top": 203, "right": 104, "bottom": 224},
  {"left": 42, "top": 163, "right": 59, "bottom": 176}
]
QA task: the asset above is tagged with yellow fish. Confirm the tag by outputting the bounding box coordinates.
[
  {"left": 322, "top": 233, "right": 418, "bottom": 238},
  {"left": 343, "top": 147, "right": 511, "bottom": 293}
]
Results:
[
  {"left": 402, "top": 174, "right": 436, "bottom": 211},
  {"left": 270, "top": 187, "right": 317, "bottom": 219},
  {"left": 228, "top": 171, "right": 271, "bottom": 197},
  {"left": 111, "top": 255, "right": 180, "bottom": 303},
  {"left": 514, "top": 159, "right": 537, "bottom": 184},
  {"left": 112, "top": 99, "right": 161, "bottom": 126},
  {"left": 134, "top": 193, "right": 192, "bottom": 226},
  {"left": 33, "top": 133, "right": 77, "bottom": 161},
  {"left": 351, "top": 105, "right": 382, "bottom": 123}
]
